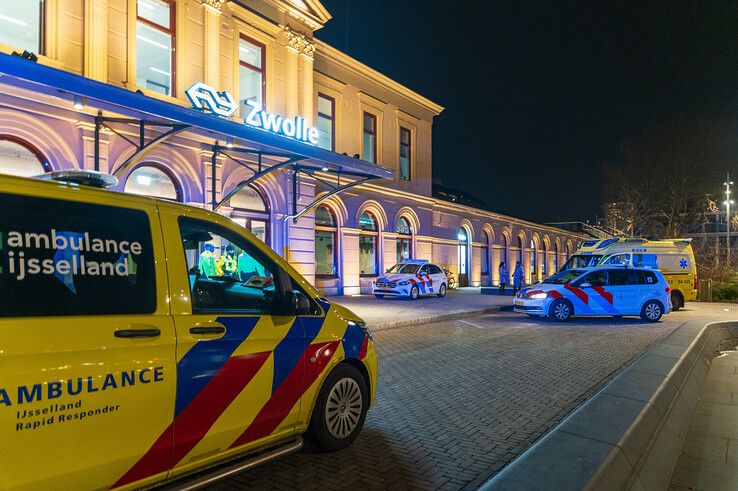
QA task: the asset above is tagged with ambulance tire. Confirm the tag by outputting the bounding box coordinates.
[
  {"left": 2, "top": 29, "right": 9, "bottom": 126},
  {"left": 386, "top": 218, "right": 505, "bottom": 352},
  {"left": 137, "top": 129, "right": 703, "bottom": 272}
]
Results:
[
  {"left": 437, "top": 284, "right": 447, "bottom": 298},
  {"left": 549, "top": 299, "right": 573, "bottom": 322},
  {"left": 410, "top": 285, "right": 420, "bottom": 300},
  {"left": 306, "top": 363, "right": 369, "bottom": 452},
  {"left": 640, "top": 300, "right": 663, "bottom": 323},
  {"left": 671, "top": 292, "right": 683, "bottom": 311}
]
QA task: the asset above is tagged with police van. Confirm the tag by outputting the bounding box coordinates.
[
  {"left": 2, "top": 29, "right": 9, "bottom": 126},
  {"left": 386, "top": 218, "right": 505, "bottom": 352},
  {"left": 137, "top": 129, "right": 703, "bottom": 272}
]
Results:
[
  {"left": 560, "top": 238, "right": 697, "bottom": 310},
  {"left": 0, "top": 172, "right": 377, "bottom": 490}
]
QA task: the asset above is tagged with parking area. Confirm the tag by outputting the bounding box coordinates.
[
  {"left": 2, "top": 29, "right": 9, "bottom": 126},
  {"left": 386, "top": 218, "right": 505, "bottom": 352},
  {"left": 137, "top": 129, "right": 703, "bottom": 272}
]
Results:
[{"left": 213, "top": 303, "right": 738, "bottom": 490}]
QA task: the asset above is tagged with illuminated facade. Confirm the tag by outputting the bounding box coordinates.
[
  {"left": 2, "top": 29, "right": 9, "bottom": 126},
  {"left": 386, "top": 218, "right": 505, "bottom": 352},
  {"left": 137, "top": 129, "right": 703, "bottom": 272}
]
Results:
[{"left": 0, "top": 0, "right": 583, "bottom": 294}]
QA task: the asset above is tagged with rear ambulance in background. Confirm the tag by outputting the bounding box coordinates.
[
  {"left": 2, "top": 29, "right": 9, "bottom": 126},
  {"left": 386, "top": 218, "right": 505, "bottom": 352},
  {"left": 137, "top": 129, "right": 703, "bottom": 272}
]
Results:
[{"left": 560, "top": 238, "right": 697, "bottom": 310}]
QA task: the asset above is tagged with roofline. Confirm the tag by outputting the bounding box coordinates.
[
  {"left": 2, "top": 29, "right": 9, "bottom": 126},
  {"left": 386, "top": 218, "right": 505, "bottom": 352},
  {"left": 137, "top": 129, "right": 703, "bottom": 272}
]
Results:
[{"left": 315, "top": 40, "right": 445, "bottom": 116}]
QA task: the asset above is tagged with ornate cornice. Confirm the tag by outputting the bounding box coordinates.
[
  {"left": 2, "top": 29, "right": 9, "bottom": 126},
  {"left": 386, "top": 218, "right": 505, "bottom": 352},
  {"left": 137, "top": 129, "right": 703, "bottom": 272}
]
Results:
[
  {"left": 282, "top": 25, "right": 316, "bottom": 59},
  {"left": 203, "top": 0, "right": 225, "bottom": 14}
]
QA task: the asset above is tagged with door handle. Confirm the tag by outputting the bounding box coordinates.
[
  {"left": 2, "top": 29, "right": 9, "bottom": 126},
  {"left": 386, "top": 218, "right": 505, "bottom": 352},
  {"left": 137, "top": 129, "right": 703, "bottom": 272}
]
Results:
[
  {"left": 114, "top": 328, "right": 161, "bottom": 338},
  {"left": 189, "top": 322, "right": 226, "bottom": 336}
]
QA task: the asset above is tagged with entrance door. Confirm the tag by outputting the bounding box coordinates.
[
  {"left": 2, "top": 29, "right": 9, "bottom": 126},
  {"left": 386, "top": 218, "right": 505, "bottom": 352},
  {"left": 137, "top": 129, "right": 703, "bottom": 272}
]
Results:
[{"left": 457, "top": 228, "right": 469, "bottom": 287}]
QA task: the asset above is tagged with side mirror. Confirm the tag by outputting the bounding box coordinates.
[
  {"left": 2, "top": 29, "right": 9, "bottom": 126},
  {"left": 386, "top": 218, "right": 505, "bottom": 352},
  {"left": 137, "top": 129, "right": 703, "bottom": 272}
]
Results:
[
  {"left": 579, "top": 282, "right": 592, "bottom": 288},
  {"left": 287, "top": 290, "right": 312, "bottom": 315}
]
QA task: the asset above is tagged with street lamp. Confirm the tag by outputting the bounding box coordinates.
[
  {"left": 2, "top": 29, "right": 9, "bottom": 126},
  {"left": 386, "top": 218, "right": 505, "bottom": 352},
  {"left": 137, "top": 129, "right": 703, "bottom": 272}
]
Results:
[{"left": 724, "top": 173, "right": 734, "bottom": 262}]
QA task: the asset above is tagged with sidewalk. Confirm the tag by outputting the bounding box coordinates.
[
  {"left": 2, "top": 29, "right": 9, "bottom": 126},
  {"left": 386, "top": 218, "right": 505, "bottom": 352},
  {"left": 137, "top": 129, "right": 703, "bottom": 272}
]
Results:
[
  {"left": 327, "top": 287, "right": 512, "bottom": 330},
  {"left": 670, "top": 348, "right": 738, "bottom": 490}
]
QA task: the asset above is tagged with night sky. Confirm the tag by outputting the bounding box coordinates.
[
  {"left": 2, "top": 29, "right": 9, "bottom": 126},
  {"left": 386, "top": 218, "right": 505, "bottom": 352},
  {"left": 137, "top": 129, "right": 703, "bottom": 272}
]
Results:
[{"left": 316, "top": 1, "right": 738, "bottom": 223}]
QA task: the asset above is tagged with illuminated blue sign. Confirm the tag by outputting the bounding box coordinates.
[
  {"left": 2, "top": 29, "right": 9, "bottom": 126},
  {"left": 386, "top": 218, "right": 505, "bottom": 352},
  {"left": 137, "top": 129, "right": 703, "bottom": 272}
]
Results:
[{"left": 185, "top": 82, "right": 320, "bottom": 146}]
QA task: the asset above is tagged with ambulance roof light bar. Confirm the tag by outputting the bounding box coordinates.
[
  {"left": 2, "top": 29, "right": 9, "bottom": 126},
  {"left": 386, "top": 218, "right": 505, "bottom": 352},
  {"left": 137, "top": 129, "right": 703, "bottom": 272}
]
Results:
[{"left": 35, "top": 170, "right": 119, "bottom": 189}]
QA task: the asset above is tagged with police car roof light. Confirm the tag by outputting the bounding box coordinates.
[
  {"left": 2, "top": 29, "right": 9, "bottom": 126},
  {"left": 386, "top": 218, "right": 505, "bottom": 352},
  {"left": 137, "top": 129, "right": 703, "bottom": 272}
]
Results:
[
  {"left": 402, "top": 259, "right": 429, "bottom": 264},
  {"left": 35, "top": 170, "right": 119, "bottom": 189}
]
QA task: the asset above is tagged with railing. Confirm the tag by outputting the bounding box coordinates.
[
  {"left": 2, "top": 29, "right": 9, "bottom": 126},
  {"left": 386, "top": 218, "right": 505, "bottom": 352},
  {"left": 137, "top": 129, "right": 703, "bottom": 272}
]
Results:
[{"left": 546, "top": 221, "right": 626, "bottom": 239}]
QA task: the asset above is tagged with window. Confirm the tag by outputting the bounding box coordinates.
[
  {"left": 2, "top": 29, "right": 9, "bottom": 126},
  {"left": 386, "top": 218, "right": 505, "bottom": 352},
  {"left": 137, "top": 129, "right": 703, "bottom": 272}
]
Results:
[
  {"left": 429, "top": 264, "right": 443, "bottom": 275},
  {"left": 0, "top": 1, "right": 43, "bottom": 53},
  {"left": 603, "top": 253, "right": 630, "bottom": 266},
  {"left": 0, "top": 136, "right": 49, "bottom": 177},
  {"left": 125, "top": 165, "right": 180, "bottom": 201},
  {"left": 0, "top": 193, "right": 156, "bottom": 317},
  {"left": 315, "top": 206, "right": 337, "bottom": 277},
  {"left": 577, "top": 270, "right": 607, "bottom": 287},
  {"left": 399, "top": 127, "right": 411, "bottom": 180},
  {"left": 239, "top": 35, "right": 266, "bottom": 109},
  {"left": 178, "top": 217, "right": 280, "bottom": 314},
  {"left": 530, "top": 239, "right": 537, "bottom": 273},
  {"left": 481, "top": 231, "right": 490, "bottom": 275},
  {"left": 362, "top": 112, "right": 377, "bottom": 163},
  {"left": 136, "top": 0, "right": 174, "bottom": 95},
  {"left": 542, "top": 242, "right": 547, "bottom": 275},
  {"left": 228, "top": 185, "right": 269, "bottom": 245},
  {"left": 317, "top": 93, "right": 335, "bottom": 151},
  {"left": 517, "top": 236, "right": 524, "bottom": 266},
  {"left": 608, "top": 269, "right": 645, "bottom": 286},
  {"left": 395, "top": 216, "right": 412, "bottom": 263},
  {"left": 458, "top": 227, "right": 469, "bottom": 276},
  {"left": 502, "top": 234, "right": 509, "bottom": 266},
  {"left": 359, "top": 212, "right": 378, "bottom": 275},
  {"left": 554, "top": 243, "right": 559, "bottom": 271}
]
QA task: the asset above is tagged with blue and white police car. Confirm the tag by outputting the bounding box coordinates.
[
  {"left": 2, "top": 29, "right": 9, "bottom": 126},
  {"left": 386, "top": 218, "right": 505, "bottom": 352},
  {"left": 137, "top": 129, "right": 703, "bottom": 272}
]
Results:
[
  {"left": 513, "top": 266, "right": 672, "bottom": 322},
  {"left": 373, "top": 260, "right": 448, "bottom": 300}
]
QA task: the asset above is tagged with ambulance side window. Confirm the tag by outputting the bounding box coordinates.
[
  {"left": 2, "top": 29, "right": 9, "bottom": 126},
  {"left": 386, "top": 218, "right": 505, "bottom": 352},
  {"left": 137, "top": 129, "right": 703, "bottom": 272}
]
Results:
[
  {"left": 604, "top": 253, "right": 629, "bottom": 265},
  {"left": 178, "top": 217, "right": 282, "bottom": 314},
  {"left": 0, "top": 193, "right": 156, "bottom": 317}
]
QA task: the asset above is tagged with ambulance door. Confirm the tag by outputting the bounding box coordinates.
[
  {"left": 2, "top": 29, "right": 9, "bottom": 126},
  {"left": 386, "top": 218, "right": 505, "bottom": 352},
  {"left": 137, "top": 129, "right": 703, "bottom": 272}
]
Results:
[
  {"left": 0, "top": 192, "right": 176, "bottom": 490},
  {"left": 160, "top": 211, "right": 304, "bottom": 478}
]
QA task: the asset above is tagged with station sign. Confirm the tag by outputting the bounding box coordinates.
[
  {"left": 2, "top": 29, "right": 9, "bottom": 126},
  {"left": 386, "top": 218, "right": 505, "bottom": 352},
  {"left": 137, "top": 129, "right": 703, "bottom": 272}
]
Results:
[{"left": 185, "top": 82, "right": 320, "bottom": 146}]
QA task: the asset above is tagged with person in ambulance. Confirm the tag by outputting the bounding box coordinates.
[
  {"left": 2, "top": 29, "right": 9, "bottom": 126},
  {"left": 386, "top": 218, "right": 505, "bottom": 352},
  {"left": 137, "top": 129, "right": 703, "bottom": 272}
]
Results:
[
  {"left": 0, "top": 171, "right": 377, "bottom": 490},
  {"left": 513, "top": 266, "right": 672, "bottom": 322},
  {"left": 372, "top": 259, "right": 448, "bottom": 300}
]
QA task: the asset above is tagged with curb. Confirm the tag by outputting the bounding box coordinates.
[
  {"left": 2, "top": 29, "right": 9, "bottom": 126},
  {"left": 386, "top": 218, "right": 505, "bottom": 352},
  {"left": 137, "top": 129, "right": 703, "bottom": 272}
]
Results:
[
  {"left": 480, "top": 319, "right": 738, "bottom": 491},
  {"left": 368, "top": 305, "right": 510, "bottom": 331}
]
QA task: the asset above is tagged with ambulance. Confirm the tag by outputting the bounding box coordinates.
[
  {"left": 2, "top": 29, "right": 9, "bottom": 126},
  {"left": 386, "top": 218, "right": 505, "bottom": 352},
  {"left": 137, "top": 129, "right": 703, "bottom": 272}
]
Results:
[
  {"left": 0, "top": 171, "right": 377, "bottom": 490},
  {"left": 560, "top": 238, "right": 697, "bottom": 310}
]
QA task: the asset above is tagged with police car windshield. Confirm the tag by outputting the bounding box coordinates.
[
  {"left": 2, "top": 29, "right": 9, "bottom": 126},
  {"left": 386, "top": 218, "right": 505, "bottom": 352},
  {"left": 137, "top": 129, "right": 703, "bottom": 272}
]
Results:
[
  {"left": 562, "top": 254, "right": 602, "bottom": 270},
  {"left": 543, "top": 269, "right": 587, "bottom": 284},
  {"left": 387, "top": 263, "right": 421, "bottom": 274}
]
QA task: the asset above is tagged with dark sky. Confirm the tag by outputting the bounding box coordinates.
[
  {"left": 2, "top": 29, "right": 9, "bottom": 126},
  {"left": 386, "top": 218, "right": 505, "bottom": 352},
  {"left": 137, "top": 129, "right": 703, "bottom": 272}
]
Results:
[{"left": 315, "top": 1, "right": 738, "bottom": 223}]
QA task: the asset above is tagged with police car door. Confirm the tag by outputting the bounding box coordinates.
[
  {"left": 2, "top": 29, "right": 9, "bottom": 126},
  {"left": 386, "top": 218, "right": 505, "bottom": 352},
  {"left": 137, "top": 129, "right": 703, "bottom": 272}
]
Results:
[
  {"left": 0, "top": 192, "right": 176, "bottom": 490},
  {"left": 430, "top": 264, "right": 445, "bottom": 290},
  {"left": 575, "top": 270, "right": 609, "bottom": 315},
  {"left": 605, "top": 268, "right": 639, "bottom": 314},
  {"left": 160, "top": 211, "right": 303, "bottom": 479}
]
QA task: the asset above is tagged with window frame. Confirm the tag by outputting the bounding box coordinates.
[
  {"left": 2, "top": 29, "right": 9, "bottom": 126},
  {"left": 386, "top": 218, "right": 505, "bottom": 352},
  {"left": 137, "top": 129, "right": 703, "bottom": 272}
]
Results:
[
  {"left": 227, "top": 184, "right": 270, "bottom": 245},
  {"left": 0, "top": 134, "right": 51, "bottom": 173},
  {"left": 481, "top": 231, "right": 490, "bottom": 276},
  {"left": 399, "top": 126, "right": 412, "bottom": 180},
  {"left": 359, "top": 211, "right": 379, "bottom": 277},
  {"left": 136, "top": 0, "right": 176, "bottom": 96},
  {"left": 124, "top": 163, "right": 182, "bottom": 202},
  {"left": 314, "top": 205, "right": 338, "bottom": 279},
  {"left": 362, "top": 111, "right": 377, "bottom": 163},
  {"left": 395, "top": 216, "right": 413, "bottom": 263},
  {"left": 238, "top": 33, "right": 267, "bottom": 109},
  {"left": 317, "top": 92, "right": 336, "bottom": 151}
]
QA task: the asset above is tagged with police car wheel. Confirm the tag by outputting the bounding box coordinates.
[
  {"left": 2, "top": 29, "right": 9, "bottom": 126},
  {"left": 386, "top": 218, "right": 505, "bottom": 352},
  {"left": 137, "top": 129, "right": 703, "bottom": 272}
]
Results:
[
  {"left": 410, "top": 285, "right": 420, "bottom": 300},
  {"left": 641, "top": 301, "right": 663, "bottom": 322},
  {"left": 550, "top": 299, "right": 572, "bottom": 322},
  {"left": 437, "top": 284, "right": 447, "bottom": 298},
  {"left": 671, "top": 292, "right": 683, "bottom": 311},
  {"left": 374, "top": 294, "right": 384, "bottom": 299},
  {"left": 306, "top": 364, "right": 368, "bottom": 452}
]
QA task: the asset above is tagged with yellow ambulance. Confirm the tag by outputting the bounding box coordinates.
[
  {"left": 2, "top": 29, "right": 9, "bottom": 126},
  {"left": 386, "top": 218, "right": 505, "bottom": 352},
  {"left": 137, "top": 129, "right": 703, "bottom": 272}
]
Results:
[
  {"left": 561, "top": 237, "right": 698, "bottom": 310},
  {"left": 0, "top": 171, "right": 377, "bottom": 490}
]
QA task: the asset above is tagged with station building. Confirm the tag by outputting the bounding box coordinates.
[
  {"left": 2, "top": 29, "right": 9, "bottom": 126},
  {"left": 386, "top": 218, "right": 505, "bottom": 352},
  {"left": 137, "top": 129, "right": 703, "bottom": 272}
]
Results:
[{"left": 0, "top": 0, "right": 583, "bottom": 295}]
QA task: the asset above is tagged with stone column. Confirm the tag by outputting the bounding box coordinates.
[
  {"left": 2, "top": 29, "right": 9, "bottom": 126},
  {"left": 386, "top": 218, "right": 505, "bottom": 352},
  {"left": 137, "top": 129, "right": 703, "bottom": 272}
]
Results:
[
  {"left": 202, "top": 0, "right": 224, "bottom": 88},
  {"left": 282, "top": 27, "right": 301, "bottom": 117},
  {"left": 84, "top": 0, "right": 109, "bottom": 81}
]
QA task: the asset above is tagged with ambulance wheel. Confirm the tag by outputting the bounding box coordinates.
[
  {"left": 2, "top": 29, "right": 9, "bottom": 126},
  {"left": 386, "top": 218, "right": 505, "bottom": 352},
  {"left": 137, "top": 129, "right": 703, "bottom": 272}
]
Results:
[
  {"left": 306, "top": 363, "right": 368, "bottom": 452},
  {"left": 410, "top": 285, "right": 420, "bottom": 300},
  {"left": 374, "top": 294, "right": 384, "bottom": 299},
  {"left": 437, "top": 284, "right": 447, "bottom": 298},
  {"left": 549, "top": 299, "right": 573, "bottom": 322},
  {"left": 671, "top": 292, "right": 683, "bottom": 311},
  {"left": 641, "top": 300, "right": 663, "bottom": 322}
]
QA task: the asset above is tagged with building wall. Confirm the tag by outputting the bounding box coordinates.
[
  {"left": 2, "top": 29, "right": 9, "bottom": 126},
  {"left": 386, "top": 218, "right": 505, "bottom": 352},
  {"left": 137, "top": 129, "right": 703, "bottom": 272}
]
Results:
[{"left": 0, "top": 0, "right": 585, "bottom": 294}]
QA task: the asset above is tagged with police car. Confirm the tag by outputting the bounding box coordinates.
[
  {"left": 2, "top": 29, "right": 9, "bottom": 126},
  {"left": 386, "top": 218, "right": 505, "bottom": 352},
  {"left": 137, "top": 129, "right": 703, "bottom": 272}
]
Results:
[
  {"left": 513, "top": 266, "right": 672, "bottom": 322},
  {"left": 373, "top": 260, "right": 448, "bottom": 300}
]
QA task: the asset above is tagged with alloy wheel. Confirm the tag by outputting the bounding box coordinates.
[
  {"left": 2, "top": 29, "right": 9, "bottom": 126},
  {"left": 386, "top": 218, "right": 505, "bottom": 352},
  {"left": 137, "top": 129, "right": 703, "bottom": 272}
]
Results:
[{"left": 325, "top": 377, "right": 363, "bottom": 440}]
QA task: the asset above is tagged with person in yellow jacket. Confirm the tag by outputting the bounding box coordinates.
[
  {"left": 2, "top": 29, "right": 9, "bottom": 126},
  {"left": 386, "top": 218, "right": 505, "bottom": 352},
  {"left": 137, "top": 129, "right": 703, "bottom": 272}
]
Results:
[{"left": 216, "top": 245, "right": 238, "bottom": 278}]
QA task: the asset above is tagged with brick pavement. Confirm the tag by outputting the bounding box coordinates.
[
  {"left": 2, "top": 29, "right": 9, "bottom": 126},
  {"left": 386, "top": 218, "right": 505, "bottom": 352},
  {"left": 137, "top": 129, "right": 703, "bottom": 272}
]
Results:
[{"left": 211, "top": 303, "right": 738, "bottom": 490}]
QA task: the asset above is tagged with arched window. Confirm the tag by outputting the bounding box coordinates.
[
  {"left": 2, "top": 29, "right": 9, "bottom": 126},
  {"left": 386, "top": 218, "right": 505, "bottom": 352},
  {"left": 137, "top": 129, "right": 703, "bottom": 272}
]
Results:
[
  {"left": 530, "top": 239, "right": 537, "bottom": 273},
  {"left": 554, "top": 242, "right": 559, "bottom": 271},
  {"left": 517, "top": 236, "right": 524, "bottom": 266},
  {"left": 125, "top": 165, "right": 180, "bottom": 201},
  {"left": 315, "top": 205, "right": 337, "bottom": 277},
  {"left": 542, "top": 241, "right": 548, "bottom": 276},
  {"left": 395, "top": 216, "right": 412, "bottom": 263},
  {"left": 481, "top": 230, "right": 490, "bottom": 276},
  {"left": 457, "top": 227, "right": 469, "bottom": 285},
  {"left": 0, "top": 136, "right": 50, "bottom": 177},
  {"left": 228, "top": 185, "right": 269, "bottom": 244},
  {"left": 359, "top": 211, "right": 378, "bottom": 276},
  {"left": 502, "top": 234, "right": 509, "bottom": 267}
]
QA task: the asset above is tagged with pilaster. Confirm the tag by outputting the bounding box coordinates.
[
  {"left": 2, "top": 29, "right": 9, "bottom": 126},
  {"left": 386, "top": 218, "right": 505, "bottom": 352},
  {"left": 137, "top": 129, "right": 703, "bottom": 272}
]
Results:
[{"left": 84, "top": 0, "right": 109, "bottom": 81}]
